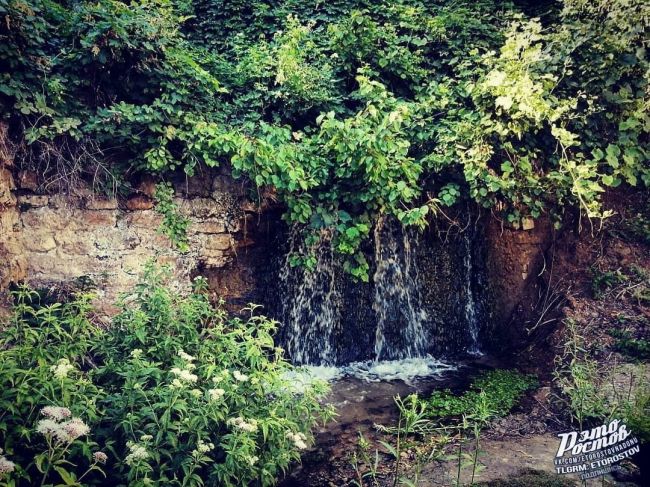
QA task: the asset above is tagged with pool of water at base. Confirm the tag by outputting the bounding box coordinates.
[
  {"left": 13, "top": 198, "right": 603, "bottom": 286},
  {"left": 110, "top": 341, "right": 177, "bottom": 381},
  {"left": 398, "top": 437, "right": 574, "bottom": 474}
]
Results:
[{"left": 279, "top": 355, "right": 501, "bottom": 487}]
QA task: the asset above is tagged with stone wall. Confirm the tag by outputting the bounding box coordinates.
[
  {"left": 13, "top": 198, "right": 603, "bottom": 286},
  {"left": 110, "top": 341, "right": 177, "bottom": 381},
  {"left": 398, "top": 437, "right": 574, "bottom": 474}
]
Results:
[
  {"left": 0, "top": 161, "right": 260, "bottom": 316},
  {"left": 0, "top": 161, "right": 25, "bottom": 308},
  {"left": 0, "top": 127, "right": 555, "bottom": 337}
]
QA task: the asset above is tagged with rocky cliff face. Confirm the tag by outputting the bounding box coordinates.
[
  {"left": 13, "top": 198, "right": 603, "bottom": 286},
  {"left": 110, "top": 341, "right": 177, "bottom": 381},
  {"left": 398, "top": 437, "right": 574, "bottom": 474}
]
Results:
[
  {"left": 0, "top": 151, "right": 258, "bottom": 316},
  {"left": 0, "top": 162, "right": 25, "bottom": 309}
]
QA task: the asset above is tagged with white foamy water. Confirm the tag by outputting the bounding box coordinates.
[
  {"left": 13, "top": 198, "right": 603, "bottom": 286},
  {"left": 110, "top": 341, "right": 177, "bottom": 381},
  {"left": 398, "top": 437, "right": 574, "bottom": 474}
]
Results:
[
  {"left": 289, "top": 356, "right": 456, "bottom": 388},
  {"left": 279, "top": 228, "right": 341, "bottom": 366},
  {"left": 345, "top": 357, "right": 455, "bottom": 383},
  {"left": 372, "top": 217, "right": 429, "bottom": 361}
]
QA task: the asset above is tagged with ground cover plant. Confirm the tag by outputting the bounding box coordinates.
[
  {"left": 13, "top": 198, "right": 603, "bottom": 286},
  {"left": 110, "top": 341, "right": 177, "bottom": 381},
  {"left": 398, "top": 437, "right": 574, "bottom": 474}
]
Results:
[{"left": 425, "top": 369, "right": 538, "bottom": 421}]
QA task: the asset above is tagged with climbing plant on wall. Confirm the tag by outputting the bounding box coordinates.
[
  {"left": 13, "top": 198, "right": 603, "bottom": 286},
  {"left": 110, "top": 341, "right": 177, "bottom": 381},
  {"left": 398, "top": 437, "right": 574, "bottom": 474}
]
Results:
[{"left": 1, "top": 0, "right": 648, "bottom": 279}]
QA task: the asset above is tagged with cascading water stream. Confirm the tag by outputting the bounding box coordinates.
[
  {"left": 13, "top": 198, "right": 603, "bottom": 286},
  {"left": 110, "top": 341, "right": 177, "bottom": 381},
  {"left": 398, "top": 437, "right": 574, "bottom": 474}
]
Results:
[
  {"left": 462, "top": 230, "right": 482, "bottom": 355},
  {"left": 372, "top": 217, "right": 428, "bottom": 361},
  {"left": 278, "top": 228, "right": 341, "bottom": 365},
  {"left": 280, "top": 228, "right": 341, "bottom": 365},
  {"left": 273, "top": 217, "right": 487, "bottom": 373}
]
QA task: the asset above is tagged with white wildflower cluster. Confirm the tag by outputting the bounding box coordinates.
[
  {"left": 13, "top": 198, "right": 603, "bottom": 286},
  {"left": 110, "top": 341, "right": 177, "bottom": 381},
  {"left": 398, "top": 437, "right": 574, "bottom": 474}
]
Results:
[
  {"left": 0, "top": 449, "right": 16, "bottom": 477},
  {"left": 41, "top": 406, "right": 72, "bottom": 421},
  {"left": 286, "top": 431, "right": 308, "bottom": 450},
  {"left": 247, "top": 455, "right": 259, "bottom": 466},
  {"left": 208, "top": 388, "right": 225, "bottom": 401},
  {"left": 36, "top": 409, "right": 90, "bottom": 444},
  {"left": 51, "top": 358, "right": 74, "bottom": 379},
  {"left": 93, "top": 451, "right": 108, "bottom": 464},
  {"left": 130, "top": 349, "right": 143, "bottom": 359},
  {"left": 170, "top": 367, "right": 198, "bottom": 384},
  {"left": 191, "top": 439, "right": 214, "bottom": 457},
  {"left": 233, "top": 370, "right": 249, "bottom": 382},
  {"left": 190, "top": 389, "right": 202, "bottom": 398},
  {"left": 227, "top": 416, "right": 258, "bottom": 433},
  {"left": 125, "top": 441, "right": 149, "bottom": 466},
  {"left": 177, "top": 349, "right": 196, "bottom": 362},
  {"left": 62, "top": 418, "right": 91, "bottom": 440}
]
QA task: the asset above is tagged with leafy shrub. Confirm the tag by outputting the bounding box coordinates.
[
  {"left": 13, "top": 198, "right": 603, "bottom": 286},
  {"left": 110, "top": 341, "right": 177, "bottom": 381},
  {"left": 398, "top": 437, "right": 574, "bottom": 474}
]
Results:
[
  {"left": 590, "top": 267, "right": 627, "bottom": 299},
  {"left": 613, "top": 212, "right": 650, "bottom": 245},
  {"left": 589, "top": 265, "right": 649, "bottom": 303},
  {"left": 0, "top": 287, "right": 105, "bottom": 485},
  {"left": 623, "top": 386, "right": 650, "bottom": 444},
  {"left": 154, "top": 182, "right": 191, "bottom": 252},
  {"left": 0, "top": 265, "right": 332, "bottom": 486},
  {"left": 425, "top": 370, "right": 538, "bottom": 420},
  {"left": 553, "top": 319, "right": 611, "bottom": 429}
]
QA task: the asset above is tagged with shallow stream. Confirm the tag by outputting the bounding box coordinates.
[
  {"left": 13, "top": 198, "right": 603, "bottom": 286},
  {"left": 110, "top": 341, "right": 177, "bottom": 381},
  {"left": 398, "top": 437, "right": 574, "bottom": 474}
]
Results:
[{"left": 280, "top": 356, "right": 500, "bottom": 486}]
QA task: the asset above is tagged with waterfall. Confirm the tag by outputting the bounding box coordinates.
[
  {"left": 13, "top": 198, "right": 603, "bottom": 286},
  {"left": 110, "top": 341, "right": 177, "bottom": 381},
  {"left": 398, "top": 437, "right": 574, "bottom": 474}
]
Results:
[
  {"left": 278, "top": 228, "right": 341, "bottom": 365},
  {"left": 372, "top": 217, "right": 428, "bottom": 360},
  {"left": 462, "top": 230, "right": 482, "bottom": 355},
  {"left": 271, "top": 217, "right": 487, "bottom": 366}
]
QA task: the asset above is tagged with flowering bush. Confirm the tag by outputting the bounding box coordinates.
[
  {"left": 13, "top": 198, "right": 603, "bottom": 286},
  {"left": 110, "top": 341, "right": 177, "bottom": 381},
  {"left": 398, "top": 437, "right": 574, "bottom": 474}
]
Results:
[
  {"left": 0, "top": 265, "right": 332, "bottom": 486},
  {"left": 0, "top": 287, "right": 104, "bottom": 485}
]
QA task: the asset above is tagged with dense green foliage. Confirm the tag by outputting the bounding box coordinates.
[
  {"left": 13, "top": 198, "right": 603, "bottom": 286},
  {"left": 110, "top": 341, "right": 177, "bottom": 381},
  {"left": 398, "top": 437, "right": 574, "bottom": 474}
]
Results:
[
  {"left": 425, "top": 369, "right": 538, "bottom": 420},
  {"left": 0, "top": 266, "right": 331, "bottom": 486},
  {"left": 153, "top": 182, "right": 191, "bottom": 252},
  {"left": 1, "top": 0, "right": 648, "bottom": 278}
]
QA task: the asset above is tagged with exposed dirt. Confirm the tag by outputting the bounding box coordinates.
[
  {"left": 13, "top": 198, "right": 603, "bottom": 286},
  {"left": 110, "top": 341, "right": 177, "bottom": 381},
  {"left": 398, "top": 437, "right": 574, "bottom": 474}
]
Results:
[{"left": 521, "top": 190, "right": 649, "bottom": 370}]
